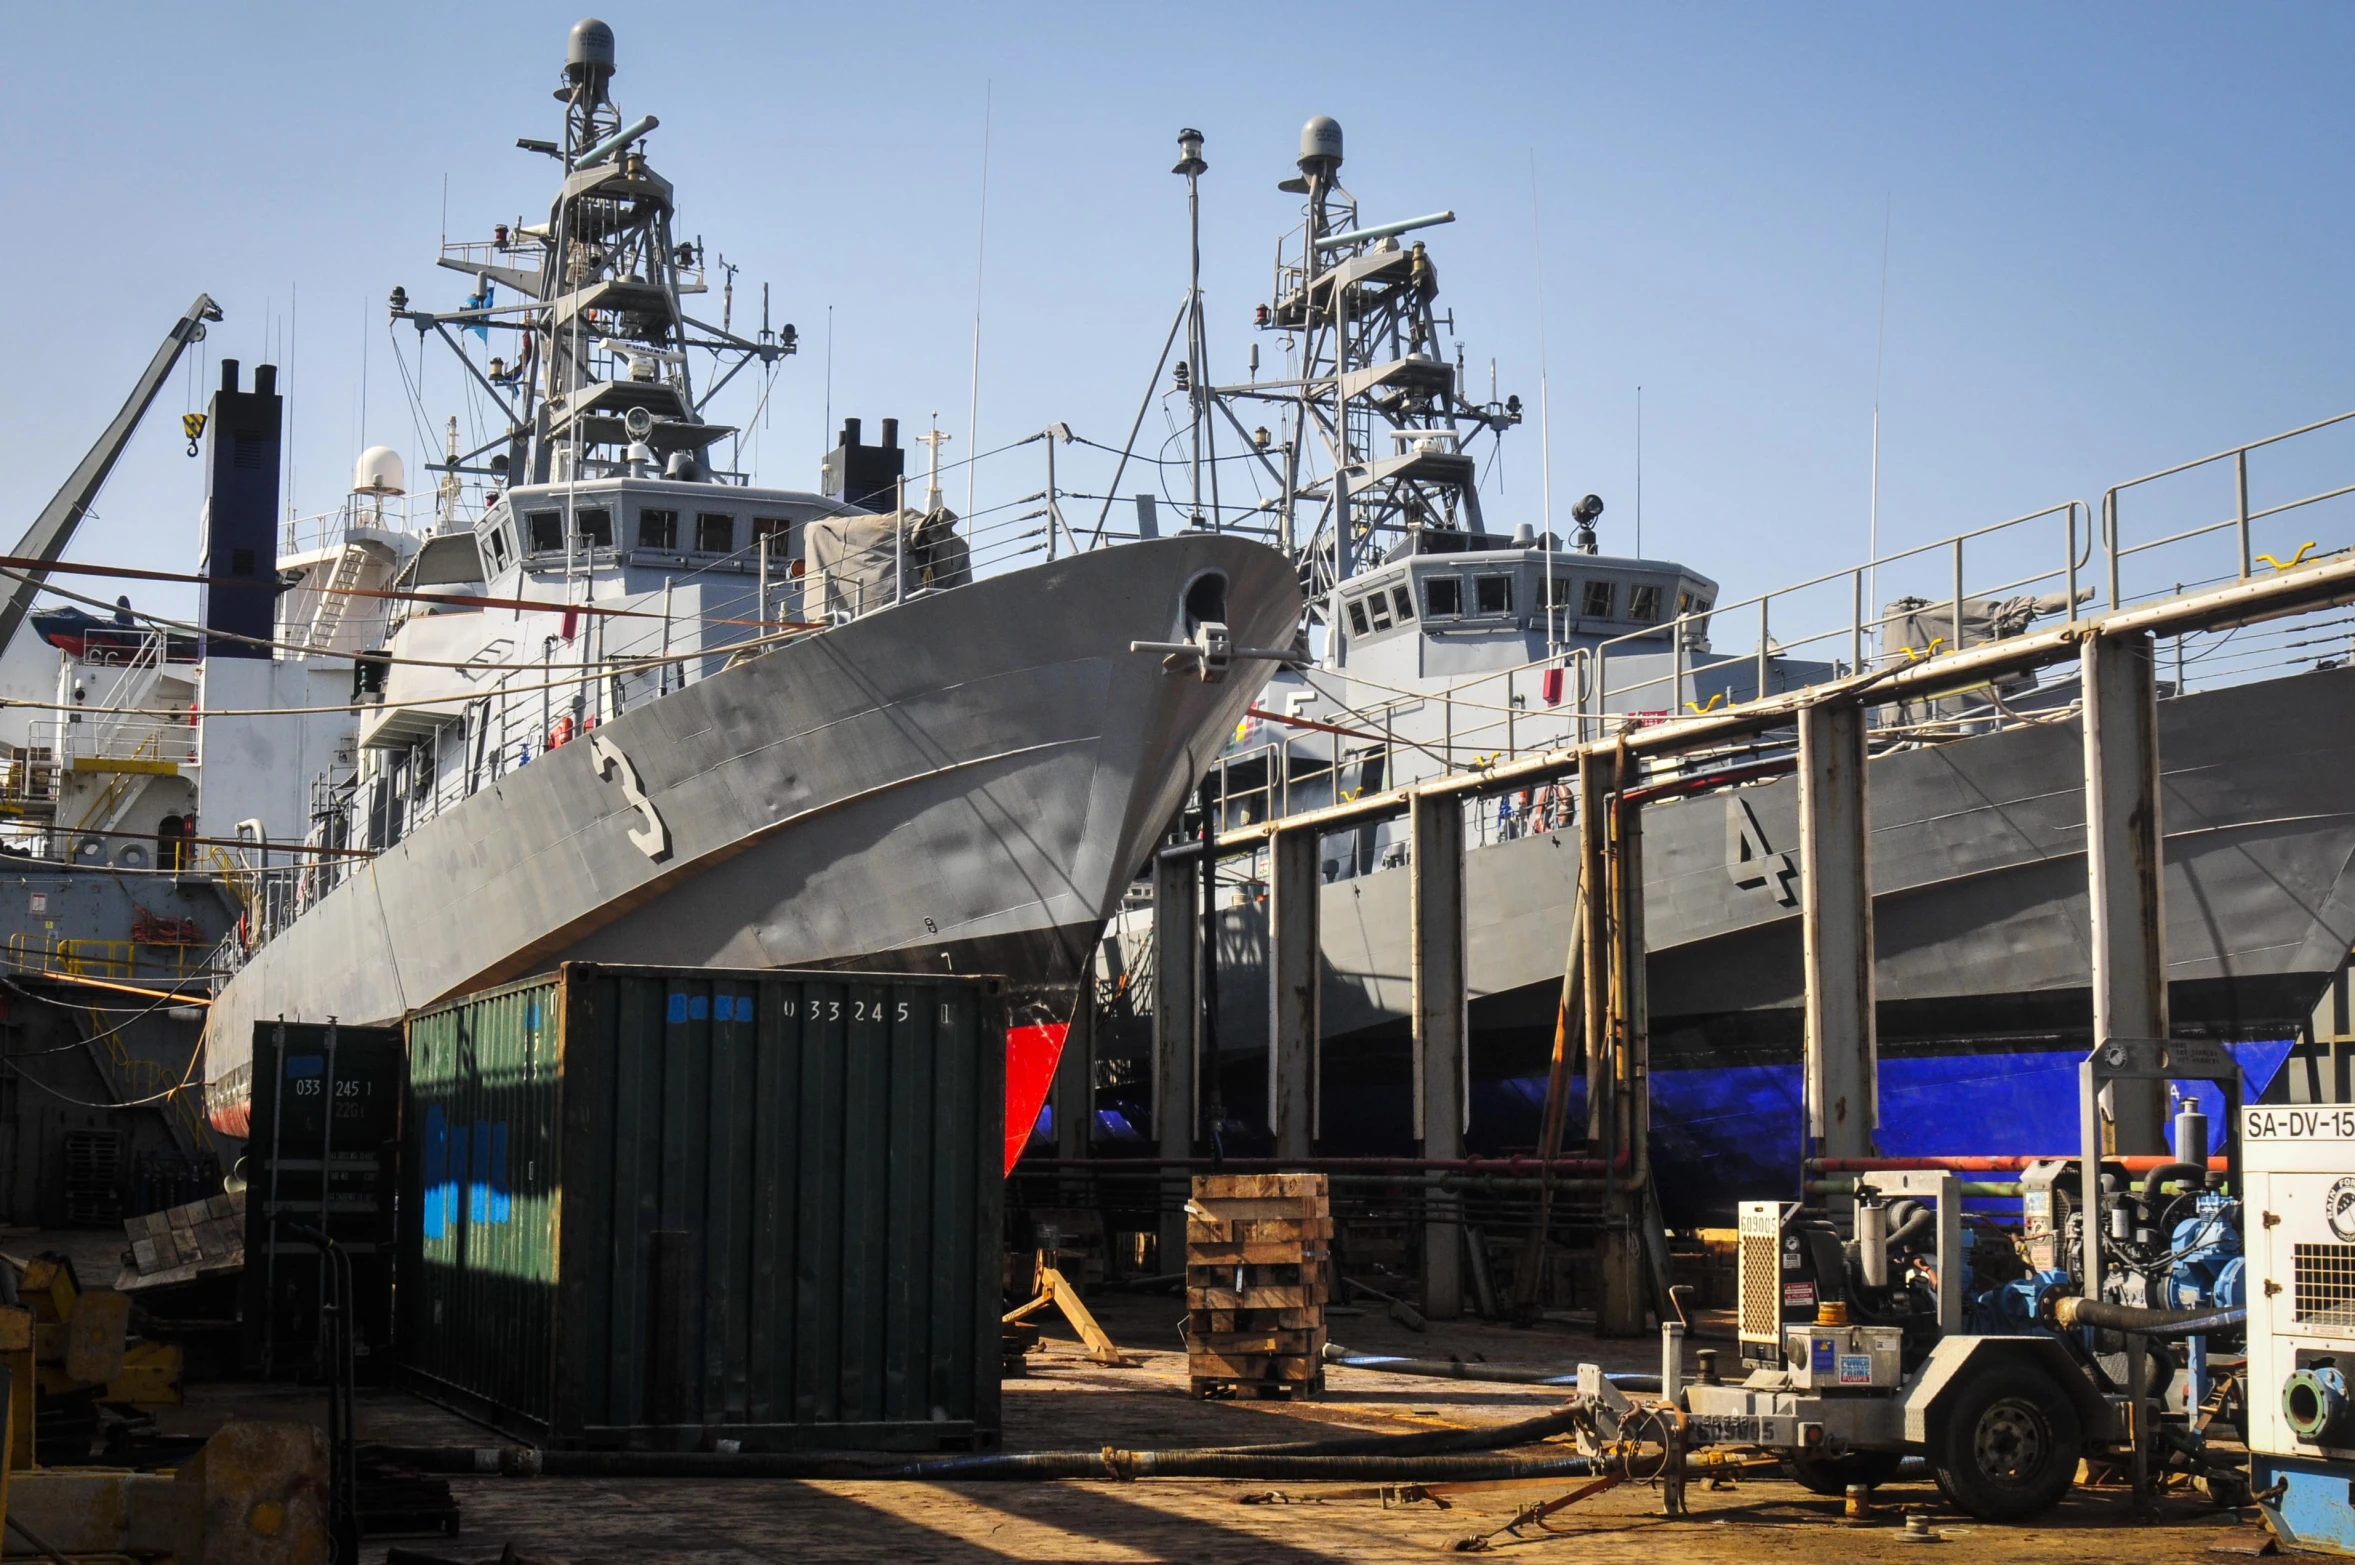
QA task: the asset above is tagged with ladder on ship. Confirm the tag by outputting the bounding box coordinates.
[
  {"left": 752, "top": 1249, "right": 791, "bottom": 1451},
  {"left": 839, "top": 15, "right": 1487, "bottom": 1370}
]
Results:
[{"left": 303, "top": 542, "right": 373, "bottom": 653}]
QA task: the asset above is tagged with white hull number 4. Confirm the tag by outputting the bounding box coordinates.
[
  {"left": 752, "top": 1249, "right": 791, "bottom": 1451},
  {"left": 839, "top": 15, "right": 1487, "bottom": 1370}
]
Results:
[{"left": 590, "top": 734, "right": 672, "bottom": 861}]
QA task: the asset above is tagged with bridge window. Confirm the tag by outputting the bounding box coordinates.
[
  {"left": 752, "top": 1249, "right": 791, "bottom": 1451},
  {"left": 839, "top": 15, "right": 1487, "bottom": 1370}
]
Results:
[
  {"left": 1391, "top": 585, "right": 1415, "bottom": 622},
  {"left": 638, "top": 509, "right": 678, "bottom": 551},
  {"left": 577, "top": 508, "right": 613, "bottom": 547},
  {"left": 696, "top": 513, "right": 735, "bottom": 554},
  {"left": 1629, "top": 584, "right": 1662, "bottom": 623},
  {"left": 526, "top": 511, "right": 563, "bottom": 552},
  {"left": 1582, "top": 579, "right": 1615, "bottom": 619},
  {"left": 1424, "top": 576, "right": 1461, "bottom": 617},
  {"left": 1367, "top": 591, "right": 1393, "bottom": 631},
  {"left": 1346, "top": 598, "right": 1370, "bottom": 636},
  {"left": 1475, "top": 574, "right": 1513, "bottom": 615}
]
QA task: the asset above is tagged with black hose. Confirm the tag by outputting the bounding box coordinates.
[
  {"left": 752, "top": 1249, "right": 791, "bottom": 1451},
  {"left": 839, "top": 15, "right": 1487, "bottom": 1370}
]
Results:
[
  {"left": 359, "top": 1444, "right": 1597, "bottom": 1483},
  {"left": 2053, "top": 1296, "right": 2245, "bottom": 1336},
  {"left": 896, "top": 1450, "right": 1599, "bottom": 1482},
  {"left": 361, "top": 1400, "right": 1591, "bottom": 1481},
  {"left": 2140, "top": 1161, "right": 2206, "bottom": 1198},
  {"left": 1196, "top": 1405, "right": 1580, "bottom": 1455},
  {"left": 2136, "top": 1306, "right": 2246, "bottom": 1339},
  {"left": 1317, "top": 1348, "right": 1659, "bottom": 1394}
]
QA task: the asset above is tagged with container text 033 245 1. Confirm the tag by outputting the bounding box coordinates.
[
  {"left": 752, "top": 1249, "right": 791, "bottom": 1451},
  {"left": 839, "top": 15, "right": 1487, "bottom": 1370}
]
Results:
[{"left": 400, "top": 963, "right": 1006, "bottom": 1452}]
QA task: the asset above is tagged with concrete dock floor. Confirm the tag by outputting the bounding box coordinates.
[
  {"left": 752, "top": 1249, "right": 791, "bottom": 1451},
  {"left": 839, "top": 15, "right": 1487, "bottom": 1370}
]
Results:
[{"left": 122, "top": 1287, "right": 2268, "bottom": 1563}]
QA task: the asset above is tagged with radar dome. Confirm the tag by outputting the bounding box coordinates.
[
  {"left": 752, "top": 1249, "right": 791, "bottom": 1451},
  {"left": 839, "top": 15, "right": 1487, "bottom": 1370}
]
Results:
[
  {"left": 1298, "top": 115, "right": 1344, "bottom": 174},
  {"left": 566, "top": 18, "right": 615, "bottom": 86},
  {"left": 353, "top": 446, "right": 407, "bottom": 497}
]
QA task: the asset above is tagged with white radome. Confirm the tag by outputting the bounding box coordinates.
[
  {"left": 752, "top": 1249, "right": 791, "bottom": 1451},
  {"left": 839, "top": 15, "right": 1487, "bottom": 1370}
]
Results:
[{"left": 352, "top": 445, "right": 407, "bottom": 496}]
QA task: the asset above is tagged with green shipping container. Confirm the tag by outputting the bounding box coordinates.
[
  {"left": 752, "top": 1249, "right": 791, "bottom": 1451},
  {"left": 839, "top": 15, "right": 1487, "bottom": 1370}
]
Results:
[{"left": 401, "top": 963, "right": 1005, "bottom": 1451}]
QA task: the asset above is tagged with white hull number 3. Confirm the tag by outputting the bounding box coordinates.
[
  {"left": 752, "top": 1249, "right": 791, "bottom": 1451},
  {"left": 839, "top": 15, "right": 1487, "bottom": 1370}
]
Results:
[{"left": 589, "top": 734, "right": 672, "bottom": 861}]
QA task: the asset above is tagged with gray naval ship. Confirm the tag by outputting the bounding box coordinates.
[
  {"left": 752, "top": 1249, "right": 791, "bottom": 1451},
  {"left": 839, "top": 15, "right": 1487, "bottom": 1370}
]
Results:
[
  {"left": 1090, "top": 116, "right": 2355, "bottom": 1192},
  {"left": 202, "top": 20, "right": 1300, "bottom": 1132}
]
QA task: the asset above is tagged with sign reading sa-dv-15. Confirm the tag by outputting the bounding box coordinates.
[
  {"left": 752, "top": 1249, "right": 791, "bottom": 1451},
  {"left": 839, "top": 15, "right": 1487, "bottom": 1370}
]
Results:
[{"left": 2243, "top": 1107, "right": 2355, "bottom": 1141}]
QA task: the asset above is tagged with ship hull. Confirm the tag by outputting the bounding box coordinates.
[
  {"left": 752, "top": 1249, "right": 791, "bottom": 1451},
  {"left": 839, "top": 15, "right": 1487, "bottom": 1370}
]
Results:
[
  {"left": 1099, "top": 665, "right": 2355, "bottom": 1211},
  {"left": 205, "top": 535, "right": 1300, "bottom": 1133}
]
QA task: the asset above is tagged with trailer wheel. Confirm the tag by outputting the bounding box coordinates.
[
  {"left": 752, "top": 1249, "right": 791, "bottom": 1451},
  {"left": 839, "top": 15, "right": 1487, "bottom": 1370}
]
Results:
[
  {"left": 1927, "top": 1361, "right": 2082, "bottom": 1522},
  {"left": 1783, "top": 1449, "right": 1905, "bottom": 1496}
]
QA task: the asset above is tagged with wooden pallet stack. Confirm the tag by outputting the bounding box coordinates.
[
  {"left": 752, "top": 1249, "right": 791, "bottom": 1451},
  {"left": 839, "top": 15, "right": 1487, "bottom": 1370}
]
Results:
[{"left": 1186, "top": 1173, "right": 1330, "bottom": 1399}]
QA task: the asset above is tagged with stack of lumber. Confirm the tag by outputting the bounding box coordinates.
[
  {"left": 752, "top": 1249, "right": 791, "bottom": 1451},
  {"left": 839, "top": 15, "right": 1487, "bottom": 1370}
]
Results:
[{"left": 1186, "top": 1173, "right": 1329, "bottom": 1399}]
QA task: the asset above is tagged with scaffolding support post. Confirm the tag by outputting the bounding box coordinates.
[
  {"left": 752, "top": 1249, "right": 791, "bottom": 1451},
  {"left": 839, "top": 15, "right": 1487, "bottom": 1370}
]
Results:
[
  {"left": 1410, "top": 791, "right": 1468, "bottom": 1319},
  {"left": 1799, "top": 699, "right": 1877, "bottom": 1174},
  {"left": 1594, "top": 746, "right": 1651, "bottom": 1336},
  {"left": 1268, "top": 824, "right": 1321, "bottom": 1160},
  {"left": 1054, "top": 981, "right": 1095, "bottom": 1203},
  {"left": 2084, "top": 631, "right": 2170, "bottom": 1154},
  {"left": 1153, "top": 846, "right": 1201, "bottom": 1272}
]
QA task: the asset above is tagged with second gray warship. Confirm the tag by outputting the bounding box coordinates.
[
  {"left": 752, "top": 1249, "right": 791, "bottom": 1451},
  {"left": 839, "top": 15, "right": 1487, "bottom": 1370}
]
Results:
[{"left": 1086, "top": 116, "right": 2355, "bottom": 1202}]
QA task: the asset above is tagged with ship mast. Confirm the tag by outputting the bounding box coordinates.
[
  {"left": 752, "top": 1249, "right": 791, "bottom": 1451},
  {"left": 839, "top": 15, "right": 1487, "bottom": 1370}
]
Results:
[
  {"left": 1202, "top": 117, "right": 1523, "bottom": 625},
  {"left": 391, "top": 19, "right": 796, "bottom": 496}
]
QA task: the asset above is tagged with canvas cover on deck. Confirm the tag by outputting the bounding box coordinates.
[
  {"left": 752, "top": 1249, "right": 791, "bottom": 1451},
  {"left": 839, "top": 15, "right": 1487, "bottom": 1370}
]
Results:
[{"left": 804, "top": 506, "right": 973, "bottom": 617}]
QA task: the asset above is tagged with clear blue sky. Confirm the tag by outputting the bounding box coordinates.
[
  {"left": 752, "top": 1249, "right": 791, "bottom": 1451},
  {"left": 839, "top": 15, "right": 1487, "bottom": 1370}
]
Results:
[{"left": 3, "top": 4, "right": 2350, "bottom": 620}]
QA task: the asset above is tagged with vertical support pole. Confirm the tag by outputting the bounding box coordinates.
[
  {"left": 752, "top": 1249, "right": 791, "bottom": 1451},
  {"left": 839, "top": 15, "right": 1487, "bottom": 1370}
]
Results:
[
  {"left": 2084, "top": 632, "right": 2169, "bottom": 1154},
  {"left": 1410, "top": 790, "right": 1467, "bottom": 1319},
  {"left": 1755, "top": 599, "right": 1770, "bottom": 702},
  {"left": 1929, "top": 1172, "right": 1962, "bottom": 1334},
  {"left": 2078, "top": 1053, "right": 2106, "bottom": 1302},
  {"left": 1799, "top": 701, "right": 1877, "bottom": 1170},
  {"left": 1597, "top": 750, "right": 1651, "bottom": 1336},
  {"left": 2235, "top": 449, "right": 2252, "bottom": 581},
  {"left": 1851, "top": 567, "right": 1864, "bottom": 675},
  {"left": 1152, "top": 847, "right": 1200, "bottom": 1273},
  {"left": 1951, "top": 537, "right": 1966, "bottom": 655},
  {"left": 1268, "top": 825, "right": 1321, "bottom": 1159},
  {"left": 1578, "top": 753, "right": 1612, "bottom": 1150},
  {"left": 1054, "top": 981, "right": 1094, "bottom": 1203},
  {"left": 1198, "top": 775, "right": 1223, "bottom": 1149}
]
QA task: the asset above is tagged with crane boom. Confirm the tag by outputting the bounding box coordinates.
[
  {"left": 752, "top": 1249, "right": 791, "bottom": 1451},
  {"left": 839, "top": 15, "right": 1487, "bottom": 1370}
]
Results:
[{"left": 0, "top": 293, "right": 224, "bottom": 655}]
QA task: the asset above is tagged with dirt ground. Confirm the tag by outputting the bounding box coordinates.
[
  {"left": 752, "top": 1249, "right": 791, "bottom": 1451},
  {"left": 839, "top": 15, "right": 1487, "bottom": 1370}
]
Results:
[{"left": 126, "top": 1286, "right": 2269, "bottom": 1564}]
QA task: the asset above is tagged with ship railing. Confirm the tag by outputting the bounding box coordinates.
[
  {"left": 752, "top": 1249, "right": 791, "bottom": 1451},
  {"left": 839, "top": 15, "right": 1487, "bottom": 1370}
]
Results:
[
  {"left": 1234, "top": 405, "right": 2355, "bottom": 831},
  {"left": 1364, "top": 497, "right": 2092, "bottom": 782},
  {"left": 2, "top": 933, "right": 213, "bottom": 986},
  {"left": 57, "top": 630, "right": 200, "bottom": 766},
  {"left": 0, "top": 748, "right": 60, "bottom": 813},
  {"left": 36, "top": 712, "right": 200, "bottom": 769},
  {"left": 377, "top": 558, "right": 828, "bottom": 838},
  {"left": 281, "top": 494, "right": 437, "bottom": 559},
  {"left": 2098, "top": 406, "right": 2355, "bottom": 691}
]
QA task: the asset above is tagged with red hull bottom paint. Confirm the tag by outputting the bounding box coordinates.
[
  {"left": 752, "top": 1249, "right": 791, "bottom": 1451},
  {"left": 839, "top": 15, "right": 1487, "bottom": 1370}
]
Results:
[{"left": 1003, "top": 1021, "right": 1067, "bottom": 1176}]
